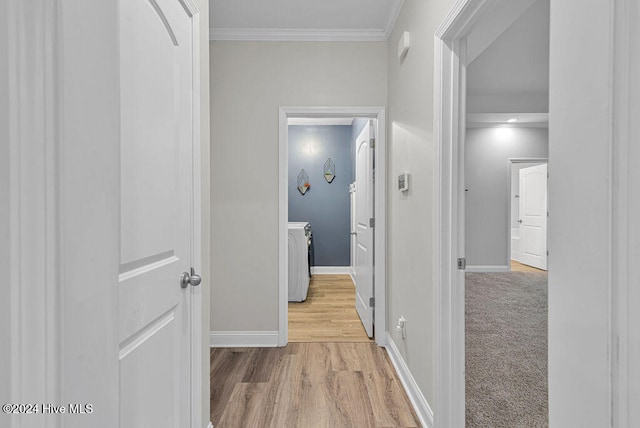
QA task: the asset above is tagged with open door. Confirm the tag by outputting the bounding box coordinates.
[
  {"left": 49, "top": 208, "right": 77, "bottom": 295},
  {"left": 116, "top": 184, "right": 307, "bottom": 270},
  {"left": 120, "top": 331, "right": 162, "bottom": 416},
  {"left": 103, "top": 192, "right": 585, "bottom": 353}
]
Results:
[
  {"left": 518, "top": 163, "right": 548, "bottom": 270},
  {"left": 354, "top": 121, "right": 375, "bottom": 337},
  {"left": 118, "top": 0, "right": 198, "bottom": 425}
]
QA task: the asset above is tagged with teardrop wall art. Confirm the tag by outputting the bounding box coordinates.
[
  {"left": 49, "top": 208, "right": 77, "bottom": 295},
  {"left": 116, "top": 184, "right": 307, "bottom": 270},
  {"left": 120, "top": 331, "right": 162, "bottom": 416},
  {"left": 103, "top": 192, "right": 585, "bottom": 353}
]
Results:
[
  {"left": 297, "top": 169, "right": 310, "bottom": 195},
  {"left": 323, "top": 158, "right": 336, "bottom": 183}
]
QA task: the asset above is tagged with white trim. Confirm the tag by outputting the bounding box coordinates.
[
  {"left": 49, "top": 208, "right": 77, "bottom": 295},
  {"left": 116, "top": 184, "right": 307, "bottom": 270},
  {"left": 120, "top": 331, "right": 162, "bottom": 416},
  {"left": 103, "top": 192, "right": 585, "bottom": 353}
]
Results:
[
  {"left": 384, "top": 0, "right": 405, "bottom": 39},
  {"left": 187, "top": 6, "right": 203, "bottom": 428},
  {"left": 385, "top": 333, "right": 434, "bottom": 428},
  {"left": 612, "top": 0, "right": 637, "bottom": 424},
  {"left": 434, "top": 1, "right": 501, "bottom": 426},
  {"left": 209, "top": 331, "right": 279, "bottom": 348},
  {"left": 288, "top": 117, "right": 354, "bottom": 126},
  {"left": 465, "top": 265, "right": 510, "bottom": 273},
  {"left": 279, "top": 106, "right": 387, "bottom": 348},
  {"left": 506, "top": 158, "right": 548, "bottom": 272},
  {"left": 207, "top": 422, "right": 213, "bottom": 428},
  {"left": 5, "top": 2, "right": 62, "bottom": 425},
  {"left": 209, "top": 28, "right": 388, "bottom": 42},
  {"left": 311, "top": 266, "right": 352, "bottom": 275}
]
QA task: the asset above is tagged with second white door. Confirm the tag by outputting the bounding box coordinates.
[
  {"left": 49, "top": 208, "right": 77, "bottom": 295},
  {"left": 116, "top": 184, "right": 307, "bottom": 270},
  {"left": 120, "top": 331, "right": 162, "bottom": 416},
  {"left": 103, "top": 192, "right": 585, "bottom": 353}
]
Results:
[
  {"left": 518, "top": 163, "right": 548, "bottom": 270},
  {"left": 354, "top": 121, "right": 374, "bottom": 338}
]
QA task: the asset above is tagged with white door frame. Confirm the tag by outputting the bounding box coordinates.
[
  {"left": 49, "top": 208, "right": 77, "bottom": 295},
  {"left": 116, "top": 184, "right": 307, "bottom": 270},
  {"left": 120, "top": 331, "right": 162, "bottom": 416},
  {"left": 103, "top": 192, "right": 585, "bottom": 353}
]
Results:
[
  {"left": 612, "top": 0, "right": 639, "bottom": 424},
  {"left": 437, "top": 1, "right": 634, "bottom": 426},
  {"left": 507, "top": 158, "right": 547, "bottom": 267},
  {"left": 278, "top": 106, "right": 387, "bottom": 347},
  {"left": 3, "top": 1, "right": 203, "bottom": 426},
  {"left": 434, "top": 0, "right": 501, "bottom": 425}
]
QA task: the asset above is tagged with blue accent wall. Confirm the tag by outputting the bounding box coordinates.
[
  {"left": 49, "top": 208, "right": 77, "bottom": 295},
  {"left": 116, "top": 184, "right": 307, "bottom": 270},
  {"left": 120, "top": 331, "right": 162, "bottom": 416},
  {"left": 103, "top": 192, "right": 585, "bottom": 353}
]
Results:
[{"left": 289, "top": 125, "right": 353, "bottom": 266}]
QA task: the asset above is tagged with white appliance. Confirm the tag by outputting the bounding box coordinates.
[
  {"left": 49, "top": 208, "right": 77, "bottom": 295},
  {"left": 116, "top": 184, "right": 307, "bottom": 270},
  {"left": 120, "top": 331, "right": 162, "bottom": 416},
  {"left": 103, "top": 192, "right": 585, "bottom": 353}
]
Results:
[{"left": 288, "top": 222, "right": 311, "bottom": 302}]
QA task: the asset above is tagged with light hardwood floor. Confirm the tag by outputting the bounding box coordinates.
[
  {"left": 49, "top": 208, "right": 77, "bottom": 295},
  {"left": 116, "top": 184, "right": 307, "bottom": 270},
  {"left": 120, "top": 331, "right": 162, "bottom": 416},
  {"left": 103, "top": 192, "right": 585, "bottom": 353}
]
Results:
[
  {"left": 288, "top": 274, "right": 372, "bottom": 343},
  {"left": 210, "top": 343, "right": 421, "bottom": 427},
  {"left": 511, "top": 260, "right": 546, "bottom": 273}
]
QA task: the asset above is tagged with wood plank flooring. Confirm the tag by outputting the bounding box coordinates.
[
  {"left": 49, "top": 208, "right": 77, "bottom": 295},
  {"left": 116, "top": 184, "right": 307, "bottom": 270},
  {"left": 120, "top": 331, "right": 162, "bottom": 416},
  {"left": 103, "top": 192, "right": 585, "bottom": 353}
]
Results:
[
  {"left": 510, "top": 260, "right": 546, "bottom": 273},
  {"left": 288, "top": 274, "right": 372, "bottom": 343},
  {"left": 210, "top": 343, "right": 421, "bottom": 427}
]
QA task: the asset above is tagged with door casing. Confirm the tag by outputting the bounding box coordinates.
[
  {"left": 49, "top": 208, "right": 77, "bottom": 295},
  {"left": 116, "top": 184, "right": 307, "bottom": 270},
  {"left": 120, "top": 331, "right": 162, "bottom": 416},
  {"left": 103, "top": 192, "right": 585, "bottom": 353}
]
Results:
[{"left": 278, "top": 106, "right": 387, "bottom": 347}]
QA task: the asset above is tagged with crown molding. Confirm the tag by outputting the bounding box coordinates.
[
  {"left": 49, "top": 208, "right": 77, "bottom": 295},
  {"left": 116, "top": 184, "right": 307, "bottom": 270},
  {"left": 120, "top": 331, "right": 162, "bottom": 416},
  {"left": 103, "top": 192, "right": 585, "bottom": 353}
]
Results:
[{"left": 209, "top": 27, "right": 388, "bottom": 42}]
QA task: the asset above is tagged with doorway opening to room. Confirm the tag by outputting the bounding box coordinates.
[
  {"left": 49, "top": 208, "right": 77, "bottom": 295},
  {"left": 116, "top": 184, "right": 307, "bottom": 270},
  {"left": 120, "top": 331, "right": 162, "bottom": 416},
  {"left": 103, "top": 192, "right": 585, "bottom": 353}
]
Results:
[
  {"left": 435, "top": 0, "right": 550, "bottom": 426},
  {"left": 286, "top": 117, "right": 371, "bottom": 343},
  {"left": 278, "top": 107, "right": 387, "bottom": 347}
]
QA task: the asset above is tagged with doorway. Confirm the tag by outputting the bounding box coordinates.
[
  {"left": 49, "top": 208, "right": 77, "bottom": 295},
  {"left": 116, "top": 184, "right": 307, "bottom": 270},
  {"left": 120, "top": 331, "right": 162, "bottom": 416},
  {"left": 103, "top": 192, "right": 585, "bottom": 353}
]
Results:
[
  {"left": 434, "top": 0, "right": 550, "bottom": 425},
  {"left": 286, "top": 117, "right": 371, "bottom": 342},
  {"left": 278, "top": 106, "right": 387, "bottom": 347},
  {"left": 510, "top": 160, "right": 548, "bottom": 270}
]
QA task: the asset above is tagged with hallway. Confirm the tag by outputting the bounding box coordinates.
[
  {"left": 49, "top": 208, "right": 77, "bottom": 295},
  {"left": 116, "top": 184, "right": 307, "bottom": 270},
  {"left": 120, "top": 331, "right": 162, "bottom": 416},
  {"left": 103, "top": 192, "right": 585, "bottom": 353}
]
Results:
[{"left": 210, "top": 343, "right": 420, "bottom": 427}]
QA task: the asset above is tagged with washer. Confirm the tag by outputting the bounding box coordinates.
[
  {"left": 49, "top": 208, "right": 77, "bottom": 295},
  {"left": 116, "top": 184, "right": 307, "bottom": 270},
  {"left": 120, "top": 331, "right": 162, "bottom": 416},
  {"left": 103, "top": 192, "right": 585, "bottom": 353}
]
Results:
[{"left": 288, "top": 222, "right": 311, "bottom": 302}]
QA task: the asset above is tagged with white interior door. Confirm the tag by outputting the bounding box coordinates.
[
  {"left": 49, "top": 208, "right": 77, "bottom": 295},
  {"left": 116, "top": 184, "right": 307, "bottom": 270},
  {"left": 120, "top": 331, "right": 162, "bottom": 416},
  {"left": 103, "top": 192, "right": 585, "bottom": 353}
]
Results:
[
  {"left": 518, "top": 163, "right": 548, "bottom": 270},
  {"left": 118, "top": 0, "right": 196, "bottom": 426},
  {"left": 354, "top": 122, "right": 374, "bottom": 338},
  {"left": 350, "top": 183, "right": 357, "bottom": 277}
]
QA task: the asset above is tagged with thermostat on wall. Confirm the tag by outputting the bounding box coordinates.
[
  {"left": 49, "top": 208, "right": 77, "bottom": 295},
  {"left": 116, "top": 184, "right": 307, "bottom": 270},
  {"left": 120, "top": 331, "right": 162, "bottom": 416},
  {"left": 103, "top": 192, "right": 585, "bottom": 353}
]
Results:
[{"left": 398, "top": 172, "right": 409, "bottom": 192}]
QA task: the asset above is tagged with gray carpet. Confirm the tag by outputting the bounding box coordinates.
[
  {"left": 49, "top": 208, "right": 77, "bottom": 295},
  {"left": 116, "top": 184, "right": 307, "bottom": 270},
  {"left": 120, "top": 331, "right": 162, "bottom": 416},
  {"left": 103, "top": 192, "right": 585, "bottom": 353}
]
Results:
[{"left": 465, "top": 270, "right": 548, "bottom": 427}]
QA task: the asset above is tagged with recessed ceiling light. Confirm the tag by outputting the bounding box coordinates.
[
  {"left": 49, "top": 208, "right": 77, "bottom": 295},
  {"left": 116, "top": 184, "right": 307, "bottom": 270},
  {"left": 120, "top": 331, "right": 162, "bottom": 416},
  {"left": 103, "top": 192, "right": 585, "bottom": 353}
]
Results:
[{"left": 507, "top": 118, "right": 518, "bottom": 123}]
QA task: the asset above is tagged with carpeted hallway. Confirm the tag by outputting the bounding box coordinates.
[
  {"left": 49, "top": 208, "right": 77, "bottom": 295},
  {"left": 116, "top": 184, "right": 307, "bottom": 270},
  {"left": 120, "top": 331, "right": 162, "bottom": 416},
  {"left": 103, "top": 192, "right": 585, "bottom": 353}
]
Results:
[{"left": 465, "top": 266, "right": 548, "bottom": 427}]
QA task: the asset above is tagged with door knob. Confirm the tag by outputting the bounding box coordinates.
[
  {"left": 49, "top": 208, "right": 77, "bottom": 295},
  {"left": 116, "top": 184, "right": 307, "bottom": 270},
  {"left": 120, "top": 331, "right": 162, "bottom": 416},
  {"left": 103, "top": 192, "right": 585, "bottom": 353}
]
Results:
[
  {"left": 180, "top": 268, "right": 202, "bottom": 288},
  {"left": 518, "top": 219, "right": 523, "bottom": 223}
]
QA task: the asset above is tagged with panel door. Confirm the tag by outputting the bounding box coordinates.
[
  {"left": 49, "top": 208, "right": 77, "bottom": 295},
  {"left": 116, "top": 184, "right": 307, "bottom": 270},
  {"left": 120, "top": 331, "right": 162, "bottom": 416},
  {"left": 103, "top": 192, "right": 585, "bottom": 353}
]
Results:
[
  {"left": 354, "top": 122, "right": 374, "bottom": 338},
  {"left": 118, "top": 0, "right": 195, "bottom": 426},
  {"left": 519, "top": 163, "right": 548, "bottom": 270}
]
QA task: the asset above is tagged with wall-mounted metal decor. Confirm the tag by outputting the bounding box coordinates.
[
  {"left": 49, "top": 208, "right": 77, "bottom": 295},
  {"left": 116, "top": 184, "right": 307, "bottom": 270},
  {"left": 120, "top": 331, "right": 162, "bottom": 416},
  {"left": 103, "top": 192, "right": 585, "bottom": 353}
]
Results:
[
  {"left": 297, "top": 169, "right": 310, "bottom": 195},
  {"left": 323, "top": 158, "right": 336, "bottom": 183}
]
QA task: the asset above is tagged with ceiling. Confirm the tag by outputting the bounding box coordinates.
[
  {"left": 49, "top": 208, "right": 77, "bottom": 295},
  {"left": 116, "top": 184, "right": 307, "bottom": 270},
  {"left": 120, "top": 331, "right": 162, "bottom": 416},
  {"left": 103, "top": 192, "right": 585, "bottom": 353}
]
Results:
[
  {"left": 466, "top": 0, "right": 550, "bottom": 113},
  {"left": 209, "top": 0, "right": 405, "bottom": 41}
]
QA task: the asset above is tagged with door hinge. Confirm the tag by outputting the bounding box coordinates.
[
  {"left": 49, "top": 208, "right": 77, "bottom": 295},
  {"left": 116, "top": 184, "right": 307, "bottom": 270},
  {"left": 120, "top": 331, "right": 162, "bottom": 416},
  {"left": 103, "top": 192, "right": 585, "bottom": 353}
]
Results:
[
  {"left": 369, "top": 297, "right": 375, "bottom": 307},
  {"left": 370, "top": 138, "right": 375, "bottom": 149},
  {"left": 547, "top": 251, "right": 549, "bottom": 256},
  {"left": 369, "top": 218, "right": 375, "bottom": 228},
  {"left": 457, "top": 258, "right": 466, "bottom": 270}
]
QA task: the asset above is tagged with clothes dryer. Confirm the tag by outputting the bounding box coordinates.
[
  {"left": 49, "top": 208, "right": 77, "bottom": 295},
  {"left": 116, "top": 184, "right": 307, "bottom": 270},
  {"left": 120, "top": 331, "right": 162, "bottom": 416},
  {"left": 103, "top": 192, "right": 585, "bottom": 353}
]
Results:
[{"left": 288, "top": 222, "right": 311, "bottom": 302}]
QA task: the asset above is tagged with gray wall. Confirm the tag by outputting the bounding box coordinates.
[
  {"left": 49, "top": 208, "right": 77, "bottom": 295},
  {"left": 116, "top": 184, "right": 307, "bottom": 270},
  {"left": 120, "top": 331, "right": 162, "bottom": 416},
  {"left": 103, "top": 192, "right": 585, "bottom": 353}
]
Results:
[
  {"left": 210, "top": 41, "right": 387, "bottom": 332},
  {"left": 386, "top": 0, "right": 459, "bottom": 407},
  {"left": 288, "top": 125, "right": 353, "bottom": 266},
  {"left": 465, "top": 127, "right": 548, "bottom": 267}
]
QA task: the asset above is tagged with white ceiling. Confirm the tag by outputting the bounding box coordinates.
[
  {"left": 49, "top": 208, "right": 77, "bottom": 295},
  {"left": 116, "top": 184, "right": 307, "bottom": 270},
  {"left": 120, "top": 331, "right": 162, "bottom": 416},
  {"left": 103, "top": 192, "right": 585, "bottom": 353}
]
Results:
[
  {"left": 466, "top": 0, "right": 550, "bottom": 112},
  {"left": 209, "top": 0, "right": 404, "bottom": 41}
]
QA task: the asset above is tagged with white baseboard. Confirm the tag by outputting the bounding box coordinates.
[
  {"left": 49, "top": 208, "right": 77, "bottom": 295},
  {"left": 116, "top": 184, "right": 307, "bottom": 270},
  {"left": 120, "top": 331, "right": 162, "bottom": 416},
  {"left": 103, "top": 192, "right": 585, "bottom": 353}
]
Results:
[
  {"left": 311, "top": 266, "right": 351, "bottom": 274},
  {"left": 209, "top": 331, "right": 279, "bottom": 347},
  {"left": 385, "top": 333, "right": 433, "bottom": 428},
  {"left": 207, "top": 422, "right": 213, "bottom": 428},
  {"left": 349, "top": 269, "right": 355, "bottom": 284},
  {"left": 466, "top": 265, "right": 510, "bottom": 273}
]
